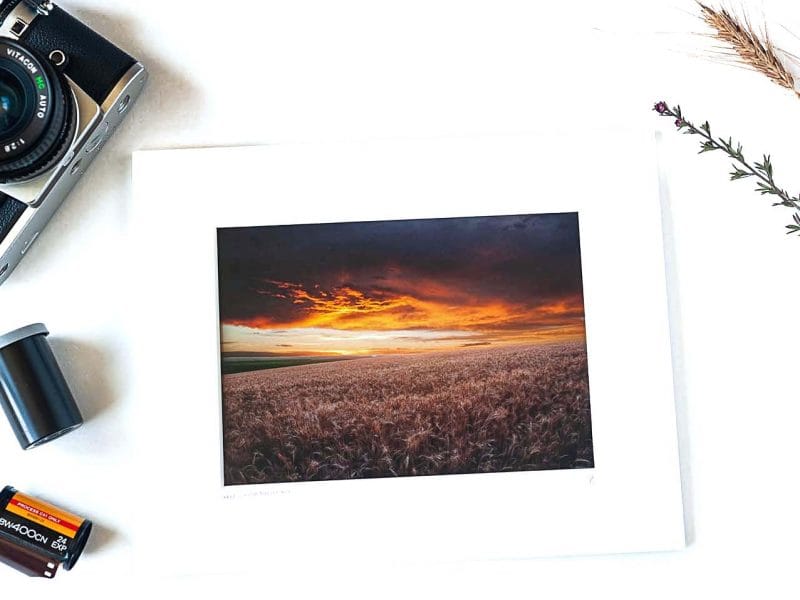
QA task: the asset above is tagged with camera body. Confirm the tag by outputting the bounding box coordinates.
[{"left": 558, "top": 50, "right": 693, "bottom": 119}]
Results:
[{"left": 0, "top": 0, "right": 146, "bottom": 284}]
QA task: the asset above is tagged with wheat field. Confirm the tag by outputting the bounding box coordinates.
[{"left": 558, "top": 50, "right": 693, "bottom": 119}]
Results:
[{"left": 222, "top": 341, "right": 593, "bottom": 485}]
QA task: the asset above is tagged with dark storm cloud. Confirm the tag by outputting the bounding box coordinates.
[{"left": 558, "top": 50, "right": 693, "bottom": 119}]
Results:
[{"left": 217, "top": 213, "right": 584, "bottom": 328}]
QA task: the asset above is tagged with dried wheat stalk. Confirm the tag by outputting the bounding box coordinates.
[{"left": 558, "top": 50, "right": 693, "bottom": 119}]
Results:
[{"left": 697, "top": 2, "right": 800, "bottom": 98}]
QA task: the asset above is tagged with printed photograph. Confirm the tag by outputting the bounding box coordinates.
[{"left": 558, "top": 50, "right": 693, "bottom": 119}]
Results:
[{"left": 218, "top": 213, "right": 593, "bottom": 485}]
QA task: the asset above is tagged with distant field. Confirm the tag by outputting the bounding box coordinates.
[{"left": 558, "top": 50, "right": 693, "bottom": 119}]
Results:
[
  {"left": 222, "top": 355, "right": 358, "bottom": 375},
  {"left": 222, "top": 341, "right": 593, "bottom": 485}
]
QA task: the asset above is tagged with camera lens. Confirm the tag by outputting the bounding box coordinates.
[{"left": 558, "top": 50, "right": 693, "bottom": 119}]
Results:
[
  {"left": 0, "top": 40, "right": 75, "bottom": 184},
  {"left": 0, "top": 71, "right": 26, "bottom": 136}
]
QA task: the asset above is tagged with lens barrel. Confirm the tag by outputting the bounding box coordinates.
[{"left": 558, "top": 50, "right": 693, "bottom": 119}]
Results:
[{"left": 0, "top": 39, "right": 75, "bottom": 184}]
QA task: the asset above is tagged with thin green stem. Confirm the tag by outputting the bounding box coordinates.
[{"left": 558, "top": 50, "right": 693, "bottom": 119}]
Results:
[
  {"left": 680, "top": 118, "right": 771, "bottom": 187},
  {"left": 655, "top": 102, "right": 800, "bottom": 235}
]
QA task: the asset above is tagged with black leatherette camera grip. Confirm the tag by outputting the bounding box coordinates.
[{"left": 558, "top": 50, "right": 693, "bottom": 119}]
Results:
[
  {"left": 0, "top": 195, "right": 26, "bottom": 244},
  {"left": 20, "top": 6, "right": 136, "bottom": 104}
]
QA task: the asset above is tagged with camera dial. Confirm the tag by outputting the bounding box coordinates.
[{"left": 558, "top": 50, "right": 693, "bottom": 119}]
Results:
[{"left": 0, "top": 39, "right": 75, "bottom": 183}]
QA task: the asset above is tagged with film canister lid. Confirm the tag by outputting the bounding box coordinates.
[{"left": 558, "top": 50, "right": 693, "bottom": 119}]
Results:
[{"left": 0, "top": 324, "right": 83, "bottom": 450}]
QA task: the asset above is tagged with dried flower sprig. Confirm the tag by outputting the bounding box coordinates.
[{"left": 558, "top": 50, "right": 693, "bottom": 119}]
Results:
[
  {"left": 697, "top": 2, "right": 799, "bottom": 99},
  {"left": 653, "top": 101, "right": 800, "bottom": 235}
]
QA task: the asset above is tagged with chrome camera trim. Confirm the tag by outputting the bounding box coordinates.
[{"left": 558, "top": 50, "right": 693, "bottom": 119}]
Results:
[
  {"left": 0, "top": 0, "right": 45, "bottom": 39},
  {"left": 0, "top": 62, "right": 148, "bottom": 284}
]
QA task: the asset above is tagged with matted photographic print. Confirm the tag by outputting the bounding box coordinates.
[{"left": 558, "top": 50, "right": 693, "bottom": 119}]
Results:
[
  {"left": 133, "top": 138, "right": 685, "bottom": 571},
  {"left": 218, "top": 212, "right": 593, "bottom": 486}
]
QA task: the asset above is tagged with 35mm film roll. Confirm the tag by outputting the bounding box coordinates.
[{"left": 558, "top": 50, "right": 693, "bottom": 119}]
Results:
[{"left": 0, "top": 486, "right": 92, "bottom": 578}]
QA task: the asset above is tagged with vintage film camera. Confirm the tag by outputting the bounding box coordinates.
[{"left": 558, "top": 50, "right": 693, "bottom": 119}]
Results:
[{"left": 0, "top": 0, "right": 146, "bottom": 284}]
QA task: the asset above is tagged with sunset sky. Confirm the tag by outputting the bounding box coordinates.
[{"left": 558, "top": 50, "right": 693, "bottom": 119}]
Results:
[{"left": 217, "top": 213, "right": 586, "bottom": 356}]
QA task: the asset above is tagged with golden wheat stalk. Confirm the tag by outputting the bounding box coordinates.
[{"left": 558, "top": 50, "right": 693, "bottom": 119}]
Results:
[{"left": 697, "top": 2, "right": 800, "bottom": 98}]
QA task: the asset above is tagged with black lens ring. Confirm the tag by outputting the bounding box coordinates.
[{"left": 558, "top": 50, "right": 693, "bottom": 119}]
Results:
[
  {"left": 0, "top": 41, "right": 56, "bottom": 160},
  {"left": 0, "top": 63, "right": 35, "bottom": 140},
  {"left": 0, "top": 40, "right": 75, "bottom": 184}
]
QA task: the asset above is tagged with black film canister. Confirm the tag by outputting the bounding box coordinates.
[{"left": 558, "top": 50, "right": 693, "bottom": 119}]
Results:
[
  {"left": 0, "top": 485, "right": 92, "bottom": 578},
  {"left": 0, "top": 324, "right": 83, "bottom": 449}
]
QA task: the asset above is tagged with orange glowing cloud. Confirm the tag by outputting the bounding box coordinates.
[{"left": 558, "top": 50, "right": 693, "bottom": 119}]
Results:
[
  {"left": 225, "top": 280, "right": 585, "bottom": 338},
  {"left": 218, "top": 214, "right": 588, "bottom": 355}
]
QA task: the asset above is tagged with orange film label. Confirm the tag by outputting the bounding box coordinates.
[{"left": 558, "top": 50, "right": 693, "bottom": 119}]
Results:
[{"left": 5, "top": 492, "right": 84, "bottom": 540}]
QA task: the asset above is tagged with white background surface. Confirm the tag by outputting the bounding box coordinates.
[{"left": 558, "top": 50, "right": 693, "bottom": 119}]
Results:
[
  {"left": 129, "top": 136, "right": 682, "bottom": 576},
  {"left": 1, "top": 0, "right": 799, "bottom": 597}
]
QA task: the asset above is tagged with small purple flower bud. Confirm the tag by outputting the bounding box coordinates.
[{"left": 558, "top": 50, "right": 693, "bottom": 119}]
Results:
[
  {"left": 654, "top": 101, "right": 668, "bottom": 114},
  {"left": 675, "top": 119, "right": 684, "bottom": 128}
]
